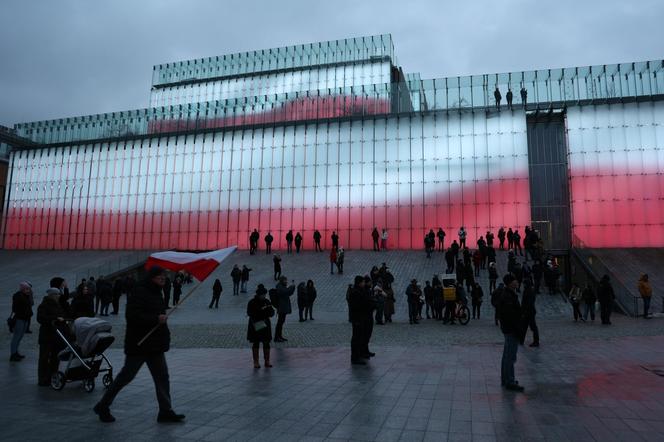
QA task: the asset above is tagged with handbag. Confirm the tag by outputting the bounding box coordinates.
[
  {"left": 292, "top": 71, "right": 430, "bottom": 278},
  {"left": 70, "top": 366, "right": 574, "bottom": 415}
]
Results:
[
  {"left": 252, "top": 320, "right": 267, "bottom": 332},
  {"left": 7, "top": 313, "right": 16, "bottom": 333}
]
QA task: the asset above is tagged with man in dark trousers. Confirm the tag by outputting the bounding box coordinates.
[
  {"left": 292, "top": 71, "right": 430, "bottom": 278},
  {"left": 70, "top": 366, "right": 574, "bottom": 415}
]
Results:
[
  {"left": 598, "top": 274, "right": 615, "bottom": 325},
  {"left": 264, "top": 232, "right": 274, "bottom": 254},
  {"left": 521, "top": 278, "right": 539, "bottom": 347},
  {"left": 240, "top": 265, "right": 252, "bottom": 293},
  {"left": 331, "top": 231, "right": 339, "bottom": 249},
  {"left": 285, "top": 230, "right": 293, "bottom": 254},
  {"left": 37, "top": 288, "right": 66, "bottom": 386},
  {"left": 498, "top": 227, "right": 506, "bottom": 250},
  {"left": 162, "top": 276, "right": 171, "bottom": 308},
  {"left": 249, "top": 229, "right": 259, "bottom": 254},
  {"left": 294, "top": 232, "right": 303, "bottom": 253},
  {"left": 94, "top": 266, "right": 184, "bottom": 423},
  {"left": 437, "top": 227, "right": 446, "bottom": 251},
  {"left": 507, "top": 228, "right": 514, "bottom": 250},
  {"left": 506, "top": 89, "right": 513, "bottom": 110},
  {"left": 494, "top": 87, "right": 502, "bottom": 109},
  {"left": 313, "top": 230, "right": 322, "bottom": 252},
  {"left": 520, "top": 87, "right": 528, "bottom": 107},
  {"left": 498, "top": 274, "right": 524, "bottom": 391},
  {"left": 371, "top": 227, "right": 380, "bottom": 251},
  {"left": 273, "top": 276, "right": 295, "bottom": 342},
  {"left": 230, "top": 265, "right": 241, "bottom": 295},
  {"left": 348, "top": 276, "right": 369, "bottom": 365}
]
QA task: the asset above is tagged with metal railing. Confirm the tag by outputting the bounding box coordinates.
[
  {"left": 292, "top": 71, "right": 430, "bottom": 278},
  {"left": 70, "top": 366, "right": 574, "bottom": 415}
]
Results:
[{"left": 571, "top": 234, "right": 640, "bottom": 317}]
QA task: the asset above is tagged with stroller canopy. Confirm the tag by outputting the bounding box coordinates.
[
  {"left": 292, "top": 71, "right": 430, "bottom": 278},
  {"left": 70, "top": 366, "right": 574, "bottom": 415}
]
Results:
[{"left": 73, "top": 317, "right": 113, "bottom": 357}]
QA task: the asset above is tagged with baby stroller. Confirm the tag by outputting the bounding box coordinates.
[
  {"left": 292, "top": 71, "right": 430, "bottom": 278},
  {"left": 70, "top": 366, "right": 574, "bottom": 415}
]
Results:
[{"left": 52, "top": 317, "right": 115, "bottom": 393}]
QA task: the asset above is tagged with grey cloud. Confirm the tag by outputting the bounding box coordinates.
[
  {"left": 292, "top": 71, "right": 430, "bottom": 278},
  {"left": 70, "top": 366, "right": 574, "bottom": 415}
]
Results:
[{"left": 1, "top": 0, "right": 662, "bottom": 124}]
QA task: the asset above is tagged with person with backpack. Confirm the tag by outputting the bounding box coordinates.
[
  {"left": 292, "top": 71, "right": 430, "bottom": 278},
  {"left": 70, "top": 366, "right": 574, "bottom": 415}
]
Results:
[
  {"left": 246, "top": 284, "right": 275, "bottom": 369},
  {"left": 209, "top": 279, "right": 222, "bottom": 309},
  {"left": 230, "top": 265, "right": 241, "bottom": 296}
]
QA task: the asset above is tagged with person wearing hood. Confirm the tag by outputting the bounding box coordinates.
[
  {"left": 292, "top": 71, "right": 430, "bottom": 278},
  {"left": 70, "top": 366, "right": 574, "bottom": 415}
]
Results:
[
  {"left": 94, "top": 266, "right": 185, "bottom": 424},
  {"left": 638, "top": 274, "right": 653, "bottom": 319},
  {"left": 37, "top": 287, "right": 67, "bottom": 386},
  {"left": 10, "top": 282, "right": 33, "bottom": 362},
  {"left": 598, "top": 275, "right": 615, "bottom": 325},
  {"left": 246, "top": 284, "right": 275, "bottom": 368}
]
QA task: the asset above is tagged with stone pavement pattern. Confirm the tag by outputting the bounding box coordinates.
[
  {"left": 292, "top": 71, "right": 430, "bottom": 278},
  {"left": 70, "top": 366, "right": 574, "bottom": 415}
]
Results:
[{"left": 2, "top": 336, "right": 664, "bottom": 441}]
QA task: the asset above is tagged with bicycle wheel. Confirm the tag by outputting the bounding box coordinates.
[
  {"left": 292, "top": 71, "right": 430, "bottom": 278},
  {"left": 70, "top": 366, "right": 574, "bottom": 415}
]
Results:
[{"left": 457, "top": 305, "right": 470, "bottom": 325}]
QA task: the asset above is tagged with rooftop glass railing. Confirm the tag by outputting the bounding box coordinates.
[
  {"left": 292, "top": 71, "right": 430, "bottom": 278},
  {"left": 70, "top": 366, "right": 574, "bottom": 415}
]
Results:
[
  {"left": 14, "top": 59, "right": 664, "bottom": 146},
  {"left": 151, "top": 34, "right": 396, "bottom": 87}
]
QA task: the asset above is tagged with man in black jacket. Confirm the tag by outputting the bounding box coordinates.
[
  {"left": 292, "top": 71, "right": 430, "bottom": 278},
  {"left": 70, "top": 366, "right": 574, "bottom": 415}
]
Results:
[
  {"left": 94, "top": 266, "right": 184, "bottom": 424},
  {"left": 348, "top": 276, "right": 371, "bottom": 365},
  {"left": 521, "top": 278, "right": 539, "bottom": 347},
  {"left": 598, "top": 274, "right": 615, "bottom": 325},
  {"left": 10, "top": 282, "right": 33, "bottom": 361},
  {"left": 313, "top": 230, "right": 322, "bottom": 252},
  {"left": 498, "top": 274, "right": 524, "bottom": 392},
  {"left": 37, "top": 288, "right": 66, "bottom": 386}
]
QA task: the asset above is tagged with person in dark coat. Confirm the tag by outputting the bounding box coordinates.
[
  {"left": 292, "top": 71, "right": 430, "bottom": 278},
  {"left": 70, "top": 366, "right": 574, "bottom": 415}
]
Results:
[
  {"left": 582, "top": 283, "right": 596, "bottom": 321},
  {"left": 406, "top": 279, "right": 421, "bottom": 325},
  {"left": 240, "top": 265, "right": 252, "bottom": 293},
  {"left": 50, "top": 277, "right": 71, "bottom": 317},
  {"left": 273, "top": 254, "right": 282, "bottom": 281},
  {"left": 273, "top": 277, "right": 295, "bottom": 342},
  {"left": 313, "top": 230, "right": 322, "bottom": 252},
  {"left": 285, "top": 230, "right": 294, "bottom": 254},
  {"left": 247, "top": 284, "right": 275, "bottom": 368},
  {"left": 520, "top": 87, "right": 528, "bottom": 107},
  {"left": 507, "top": 228, "right": 514, "bottom": 250},
  {"left": 94, "top": 266, "right": 185, "bottom": 424},
  {"left": 71, "top": 284, "right": 95, "bottom": 319},
  {"left": 423, "top": 280, "right": 434, "bottom": 319},
  {"left": 249, "top": 229, "right": 260, "bottom": 254},
  {"left": 521, "top": 278, "right": 539, "bottom": 347},
  {"left": 297, "top": 282, "right": 309, "bottom": 322},
  {"left": 437, "top": 228, "right": 446, "bottom": 251},
  {"left": 498, "top": 227, "right": 506, "bottom": 250},
  {"left": 305, "top": 280, "right": 317, "bottom": 320},
  {"left": 598, "top": 275, "right": 615, "bottom": 325},
  {"left": 294, "top": 232, "right": 303, "bottom": 253},
  {"left": 329, "top": 247, "right": 337, "bottom": 274},
  {"left": 162, "top": 276, "right": 171, "bottom": 308},
  {"left": 331, "top": 231, "right": 339, "bottom": 249},
  {"left": 336, "top": 247, "right": 345, "bottom": 274},
  {"left": 498, "top": 274, "right": 524, "bottom": 391},
  {"left": 471, "top": 283, "right": 484, "bottom": 320},
  {"left": 98, "top": 278, "right": 113, "bottom": 316},
  {"left": 37, "top": 288, "right": 66, "bottom": 386},
  {"left": 348, "top": 276, "right": 370, "bottom": 365},
  {"left": 506, "top": 88, "right": 513, "bottom": 110},
  {"left": 264, "top": 232, "right": 274, "bottom": 254},
  {"left": 209, "top": 279, "right": 222, "bottom": 309},
  {"left": 488, "top": 262, "right": 498, "bottom": 293},
  {"left": 230, "top": 265, "right": 241, "bottom": 295},
  {"left": 494, "top": 86, "right": 502, "bottom": 109},
  {"left": 371, "top": 227, "right": 380, "bottom": 251},
  {"left": 513, "top": 230, "right": 523, "bottom": 256},
  {"left": 531, "top": 261, "right": 543, "bottom": 294},
  {"left": 172, "top": 276, "right": 183, "bottom": 305},
  {"left": 445, "top": 247, "right": 455, "bottom": 273},
  {"left": 451, "top": 240, "right": 460, "bottom": 259},
  {"left": 10, "top": 282, "right": 33, "bottom": 362},
  {"left": 112, "top": 279, "right": 123, "bottom": 315}
]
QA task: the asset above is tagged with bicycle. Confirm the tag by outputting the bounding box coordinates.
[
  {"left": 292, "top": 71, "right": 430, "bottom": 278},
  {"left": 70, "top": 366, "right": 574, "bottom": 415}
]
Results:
[{"left": 452, "top": 300, "right": 471, "bottom": 325}]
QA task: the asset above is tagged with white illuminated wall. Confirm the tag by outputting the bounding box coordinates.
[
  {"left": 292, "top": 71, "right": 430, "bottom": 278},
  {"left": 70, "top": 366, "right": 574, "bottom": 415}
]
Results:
[
  {"left": 149, "top": 61, "right": 391, "bottom": 107},
  {"left": 567, "top": 101, "right": 664, "bottom": 247},
  {"left": 2, "top": 110, "right": 531, "bottom": 250}
]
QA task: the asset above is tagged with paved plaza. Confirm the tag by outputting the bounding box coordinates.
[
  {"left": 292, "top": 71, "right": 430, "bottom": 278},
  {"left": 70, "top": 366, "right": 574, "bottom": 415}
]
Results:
[{"left": 2, "top": 249, "right": 664, "bottom": 441}]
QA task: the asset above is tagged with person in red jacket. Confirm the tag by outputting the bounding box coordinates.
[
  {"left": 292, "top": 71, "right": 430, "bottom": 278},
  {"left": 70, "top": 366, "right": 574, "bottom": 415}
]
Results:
[{"left": 330, "top": 247, "right": 337, "bottom": 275}]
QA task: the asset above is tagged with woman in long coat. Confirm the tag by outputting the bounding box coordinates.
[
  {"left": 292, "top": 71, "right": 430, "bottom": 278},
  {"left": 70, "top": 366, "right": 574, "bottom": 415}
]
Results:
[{"left": 247, "top": 284, "right": 275, "bottom": 368}]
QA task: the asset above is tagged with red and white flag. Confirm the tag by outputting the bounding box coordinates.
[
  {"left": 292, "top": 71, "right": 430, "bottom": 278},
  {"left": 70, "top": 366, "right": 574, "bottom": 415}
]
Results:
[{"left": 144, "top": 246, "right": 237, "bottom": 281}]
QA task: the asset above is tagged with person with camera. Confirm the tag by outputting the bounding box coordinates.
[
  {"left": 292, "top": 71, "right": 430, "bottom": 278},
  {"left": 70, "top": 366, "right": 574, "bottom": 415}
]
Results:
[
  {"left": 9, "top": 281, "right": 33, "bottom": 362},
  {"left": 247, "top": 284, "right": 275, "bottom": 368}
]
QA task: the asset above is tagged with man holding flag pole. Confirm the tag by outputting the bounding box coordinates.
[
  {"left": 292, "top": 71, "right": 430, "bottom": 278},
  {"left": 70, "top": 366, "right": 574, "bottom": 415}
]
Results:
[{"left": 93, "top": 247, "right": 236, "bottom": 423}]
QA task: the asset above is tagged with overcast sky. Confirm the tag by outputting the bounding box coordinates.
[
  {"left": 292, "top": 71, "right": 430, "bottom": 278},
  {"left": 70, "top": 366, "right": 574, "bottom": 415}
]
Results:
[{"left": 1, "top": 0, "right": 662, "bottom": 125}]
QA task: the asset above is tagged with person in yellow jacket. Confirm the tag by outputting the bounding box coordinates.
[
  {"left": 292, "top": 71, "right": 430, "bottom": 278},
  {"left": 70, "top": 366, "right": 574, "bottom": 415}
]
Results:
[{"left": 638, "top": 274, "right": 653, "bottom": 319}]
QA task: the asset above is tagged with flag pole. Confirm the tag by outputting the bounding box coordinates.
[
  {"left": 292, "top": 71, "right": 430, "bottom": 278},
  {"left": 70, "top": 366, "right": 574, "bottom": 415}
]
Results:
[{"left": 137, "top": 279, "right": 205, "bottom": 347}]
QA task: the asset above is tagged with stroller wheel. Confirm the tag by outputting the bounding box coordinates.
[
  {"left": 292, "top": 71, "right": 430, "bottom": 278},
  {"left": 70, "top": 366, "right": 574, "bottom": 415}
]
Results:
[
  {"left": 51, "top": 372, "right": 66, "bottom": 391},
  {"left": 83, "top": 378, "right": 95, "bottom": 393},
  {"left": 102, "top": 373, "right": 113, "bottom": 388}
]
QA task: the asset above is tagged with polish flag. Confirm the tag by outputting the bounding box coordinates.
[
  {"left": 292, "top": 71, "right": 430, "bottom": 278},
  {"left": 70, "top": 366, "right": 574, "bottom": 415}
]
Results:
[{"left": 144, "top": 246, "right": 237, "bottom": 281}]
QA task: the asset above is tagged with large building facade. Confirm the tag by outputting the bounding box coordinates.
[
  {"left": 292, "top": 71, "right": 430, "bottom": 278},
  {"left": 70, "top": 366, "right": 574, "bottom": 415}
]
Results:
[{"left": 2, "top": 35, "right": 663, "bottom": 251}]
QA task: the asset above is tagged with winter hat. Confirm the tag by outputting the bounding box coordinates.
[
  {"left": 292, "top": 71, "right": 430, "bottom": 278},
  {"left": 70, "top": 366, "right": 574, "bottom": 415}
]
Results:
[
  {"left": 503, "top": 274, "right": 516, "bottom": 285},
  {"left": 46, "top": 288, "right": 61, "bottom": 296},
  {"left": 147, "top": 265, "right": 166, "bottom": 279},
  {"left": 50, "top": 277, "right": 65, "bottom": 289},
  {"left": 19, "top": 281, "right": 32, "bottom": 290}
]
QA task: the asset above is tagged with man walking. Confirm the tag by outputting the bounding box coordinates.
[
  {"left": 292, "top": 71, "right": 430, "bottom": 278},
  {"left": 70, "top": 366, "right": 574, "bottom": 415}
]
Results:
[
  {"left": 93, "top": 266, "right": 185, "bottom": 423},
  {"left": 230, "top": 265, "right": 241, "bottom": 296},
  {"left": 498, "top": 274, "right": 524, "bottom": 391}
]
